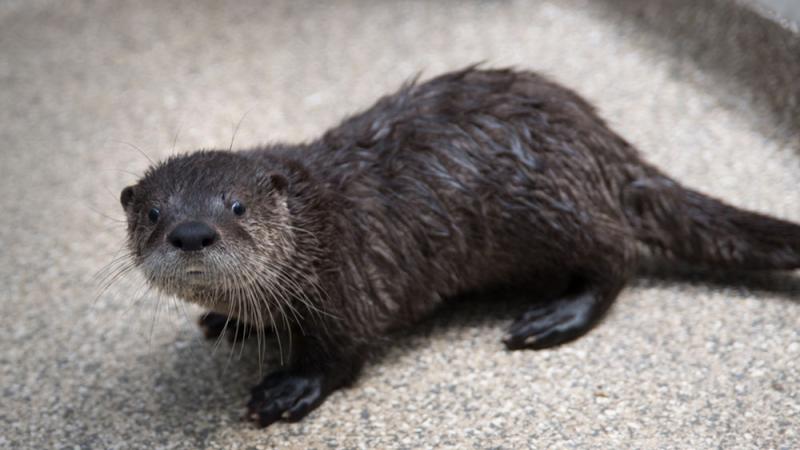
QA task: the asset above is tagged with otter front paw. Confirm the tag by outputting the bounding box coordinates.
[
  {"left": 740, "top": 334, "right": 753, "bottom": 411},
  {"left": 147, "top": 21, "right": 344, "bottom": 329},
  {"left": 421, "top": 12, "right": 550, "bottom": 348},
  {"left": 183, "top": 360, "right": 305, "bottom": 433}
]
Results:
[
  {"left": 198, "top": 312, "right": 254, "bottom": 343},
  {"left": 245, "top": 370, "right": 329, "bottom": 428}
]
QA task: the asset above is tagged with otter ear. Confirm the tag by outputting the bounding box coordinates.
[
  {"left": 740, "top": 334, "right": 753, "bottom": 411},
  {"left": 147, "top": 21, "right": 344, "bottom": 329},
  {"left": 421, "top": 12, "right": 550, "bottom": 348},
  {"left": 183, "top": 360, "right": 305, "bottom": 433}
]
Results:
[
  {"left": 268, "top": 173, "right": 288, "bottom": 193},
  {"left": 120, "top": 185, "right": 135, "bottom": 209}
]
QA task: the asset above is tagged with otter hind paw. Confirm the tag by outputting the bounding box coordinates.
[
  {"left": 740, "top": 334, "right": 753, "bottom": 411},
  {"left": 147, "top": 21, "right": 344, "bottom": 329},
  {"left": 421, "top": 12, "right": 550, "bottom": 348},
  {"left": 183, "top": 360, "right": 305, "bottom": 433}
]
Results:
[{"left": 502, "top": 291, "right": 599, "bottom": 350}]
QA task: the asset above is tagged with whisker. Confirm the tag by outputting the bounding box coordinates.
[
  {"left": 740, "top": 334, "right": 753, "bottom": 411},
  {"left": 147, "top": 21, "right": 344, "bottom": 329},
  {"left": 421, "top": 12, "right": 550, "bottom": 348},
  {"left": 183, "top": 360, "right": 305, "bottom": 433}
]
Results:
[
  {"left": 97, "top": 168, "right": 141, "bottom": 178},
  {"left": 171, "top": 124, "right": 183, "bottom": 155},
  {"left": 84, "top": 203, "right": 127, "bottom": 224},
  {"left": 228, "top": 111, "right": 250, "bottom": 152},
  {"left": 113, "top": 140, "right": 156, "bottom": 165}
]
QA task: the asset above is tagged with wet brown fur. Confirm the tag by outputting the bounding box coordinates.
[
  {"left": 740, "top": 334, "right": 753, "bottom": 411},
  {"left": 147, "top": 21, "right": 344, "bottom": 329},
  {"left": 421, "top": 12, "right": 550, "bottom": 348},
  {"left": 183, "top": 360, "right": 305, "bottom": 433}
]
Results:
[{"left": 120, "top": 67, "right": 800, "bottom": 427}]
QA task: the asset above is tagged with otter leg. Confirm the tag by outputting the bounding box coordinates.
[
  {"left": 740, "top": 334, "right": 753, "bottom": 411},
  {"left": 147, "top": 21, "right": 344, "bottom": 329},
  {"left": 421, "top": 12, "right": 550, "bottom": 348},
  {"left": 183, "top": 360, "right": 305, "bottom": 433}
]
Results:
[
  {"left": 246, "top": 333, "right": 363, "bottom": 428},
  {"left": 246, "top": 369, "right": 329, "bottom": 427},
  {"left": 197, "top": 312, "right": 255, "bottom": 343},
  {"left": 503, "top": 246, "right": 630, "bottom": 350},
  {"left": 501, "top": 283, "right": 615, "bottom": 349}
]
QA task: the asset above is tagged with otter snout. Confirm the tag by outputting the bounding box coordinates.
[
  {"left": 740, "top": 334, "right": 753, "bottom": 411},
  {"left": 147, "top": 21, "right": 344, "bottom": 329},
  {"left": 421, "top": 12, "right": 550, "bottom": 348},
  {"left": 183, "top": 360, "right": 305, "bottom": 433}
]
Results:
[{"left": 167, "top": 221, "right": 219, "bottom": 252}]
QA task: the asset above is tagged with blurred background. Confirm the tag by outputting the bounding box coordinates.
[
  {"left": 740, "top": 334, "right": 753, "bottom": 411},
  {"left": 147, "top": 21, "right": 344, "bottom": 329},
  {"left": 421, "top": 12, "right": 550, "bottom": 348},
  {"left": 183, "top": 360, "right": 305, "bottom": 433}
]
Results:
[
  {"left": 759, "top": 0, "right": 800, "bottom": 23},
  {"left": 1, "top": 0, "right": 798, "bottom": 448}
]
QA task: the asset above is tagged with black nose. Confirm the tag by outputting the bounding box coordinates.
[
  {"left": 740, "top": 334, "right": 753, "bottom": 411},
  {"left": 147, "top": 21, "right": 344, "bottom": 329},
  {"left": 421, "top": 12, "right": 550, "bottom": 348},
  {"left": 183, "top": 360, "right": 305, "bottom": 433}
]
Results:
[{"left": 167, "top": 221, "right": 219, "bottom": 252}]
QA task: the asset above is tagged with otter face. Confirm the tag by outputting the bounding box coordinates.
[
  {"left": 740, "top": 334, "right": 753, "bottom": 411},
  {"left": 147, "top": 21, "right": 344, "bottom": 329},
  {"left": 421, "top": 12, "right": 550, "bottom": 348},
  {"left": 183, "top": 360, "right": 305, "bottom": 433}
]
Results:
[{"left": 120, "top": 151, "right": 292, "bottom": 310}]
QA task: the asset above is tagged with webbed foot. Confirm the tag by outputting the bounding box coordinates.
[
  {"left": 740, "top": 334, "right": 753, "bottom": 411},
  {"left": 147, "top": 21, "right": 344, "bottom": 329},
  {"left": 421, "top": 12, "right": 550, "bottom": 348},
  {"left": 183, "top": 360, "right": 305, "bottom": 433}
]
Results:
[
  {"left": 245, "top": 370, "right": 329, "bottom": 428},
  {"left": 198, "top": 312, "right": 254, "bottom": 343},
  {"left": 503, "top": 290, "right": 604, "bottom": 350}
]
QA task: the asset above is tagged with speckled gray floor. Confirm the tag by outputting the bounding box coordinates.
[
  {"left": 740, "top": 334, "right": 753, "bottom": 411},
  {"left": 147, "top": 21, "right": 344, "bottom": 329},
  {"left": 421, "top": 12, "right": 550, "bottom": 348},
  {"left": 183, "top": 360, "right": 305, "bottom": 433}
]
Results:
[{"left": 1, "top": 1, "right": 799, "bottom": 448}]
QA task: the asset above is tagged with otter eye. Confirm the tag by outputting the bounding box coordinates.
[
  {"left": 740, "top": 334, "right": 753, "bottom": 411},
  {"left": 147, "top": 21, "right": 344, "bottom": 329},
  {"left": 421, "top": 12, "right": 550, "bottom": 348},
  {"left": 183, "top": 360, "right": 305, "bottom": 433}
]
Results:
[
  {"left": 232, "top": 201, "right": 246, "bottom": 216},
  {"left": 148, "top": 207, "right": 160, "bottom": 224}
]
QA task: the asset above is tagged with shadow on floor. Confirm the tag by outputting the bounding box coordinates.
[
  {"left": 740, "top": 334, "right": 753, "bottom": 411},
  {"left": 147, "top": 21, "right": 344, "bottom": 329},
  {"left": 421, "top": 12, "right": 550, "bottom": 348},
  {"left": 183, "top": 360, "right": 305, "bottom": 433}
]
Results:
[{"left": 146, "top": 263, "right": 798, "bottom": 443}]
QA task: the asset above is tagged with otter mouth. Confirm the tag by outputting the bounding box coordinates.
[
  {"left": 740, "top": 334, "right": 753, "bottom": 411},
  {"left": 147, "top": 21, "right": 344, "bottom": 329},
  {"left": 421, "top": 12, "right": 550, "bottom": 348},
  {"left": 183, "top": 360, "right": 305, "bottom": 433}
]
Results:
[
  {"left": 180, "top": 265, "right": 215, "bottom": 286},
  {"left": 142, "top": 251, "right": 254, "bottom": 298}
]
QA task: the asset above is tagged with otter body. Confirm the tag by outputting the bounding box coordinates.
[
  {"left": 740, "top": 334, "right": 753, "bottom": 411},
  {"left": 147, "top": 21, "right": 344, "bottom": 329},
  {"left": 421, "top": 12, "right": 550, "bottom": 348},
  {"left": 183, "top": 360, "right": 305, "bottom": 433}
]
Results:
[{"left": 120, "top": 68, "right": 800, "bottom": 427}]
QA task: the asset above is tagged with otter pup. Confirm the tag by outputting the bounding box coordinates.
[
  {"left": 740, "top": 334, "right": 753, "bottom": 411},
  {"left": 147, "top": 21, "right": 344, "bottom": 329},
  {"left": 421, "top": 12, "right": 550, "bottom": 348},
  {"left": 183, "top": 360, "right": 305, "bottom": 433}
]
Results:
[{"left": 119, "top": 67, "right": 800, "bottom": 427}]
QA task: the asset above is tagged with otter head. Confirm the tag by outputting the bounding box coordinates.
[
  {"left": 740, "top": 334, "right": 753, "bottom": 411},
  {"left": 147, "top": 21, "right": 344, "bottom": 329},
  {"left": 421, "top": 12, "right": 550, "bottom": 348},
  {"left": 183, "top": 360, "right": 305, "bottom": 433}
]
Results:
[{"left": 120, "top": 150, "right": 294, "bottom": 312}]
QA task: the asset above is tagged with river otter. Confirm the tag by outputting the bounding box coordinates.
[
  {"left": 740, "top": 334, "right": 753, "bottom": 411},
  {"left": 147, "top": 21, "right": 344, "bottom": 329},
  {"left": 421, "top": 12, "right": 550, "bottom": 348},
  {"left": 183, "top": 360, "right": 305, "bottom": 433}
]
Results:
[{"left": 119, "top": 67, "right": 800, "bottom": 427}]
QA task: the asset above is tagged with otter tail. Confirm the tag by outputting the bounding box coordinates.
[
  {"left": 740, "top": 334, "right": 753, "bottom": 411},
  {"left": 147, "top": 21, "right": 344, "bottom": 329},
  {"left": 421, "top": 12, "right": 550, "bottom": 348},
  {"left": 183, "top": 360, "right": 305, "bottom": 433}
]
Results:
[{"left": 624, "top": 175, "right": 800, "bottom": 270}]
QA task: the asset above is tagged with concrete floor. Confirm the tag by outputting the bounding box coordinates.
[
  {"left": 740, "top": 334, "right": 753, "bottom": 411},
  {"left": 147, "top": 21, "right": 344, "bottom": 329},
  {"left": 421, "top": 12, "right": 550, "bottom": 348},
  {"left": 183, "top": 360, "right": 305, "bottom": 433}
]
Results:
[{"left": 1, "top": 0, "right": 798, "bottom": 448}]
